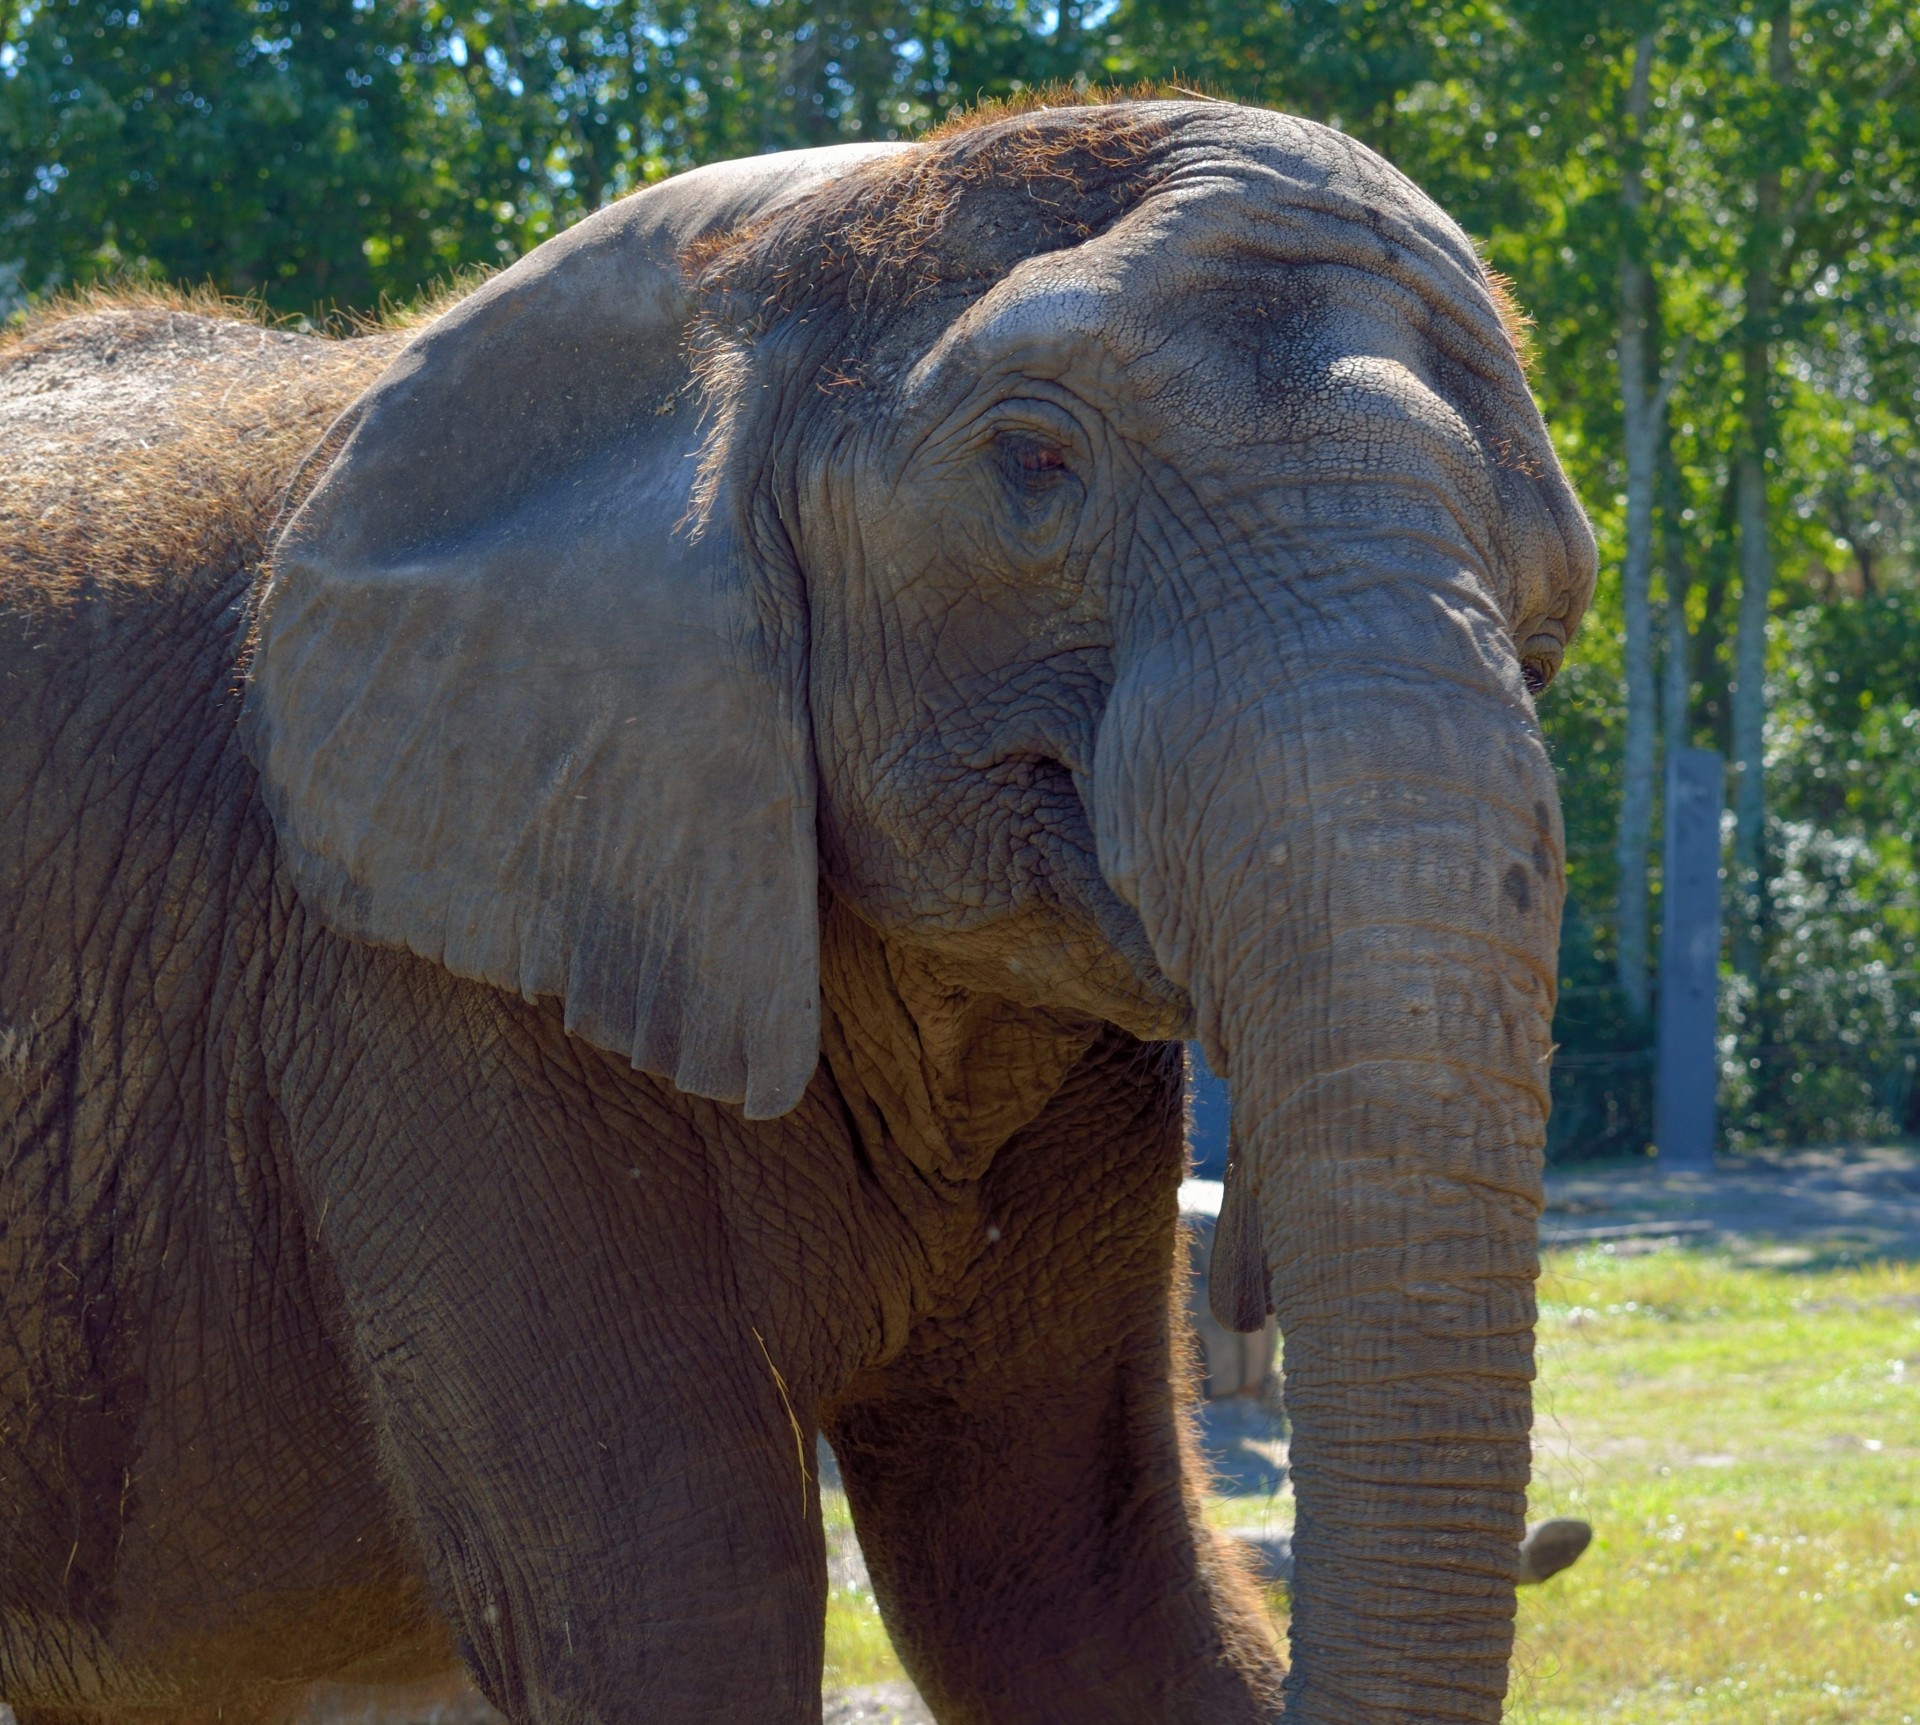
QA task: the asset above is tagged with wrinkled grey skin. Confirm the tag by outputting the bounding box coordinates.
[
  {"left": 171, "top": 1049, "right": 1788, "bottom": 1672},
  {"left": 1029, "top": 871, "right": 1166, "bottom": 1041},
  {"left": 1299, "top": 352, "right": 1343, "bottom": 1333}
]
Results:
[{"left": 0, "top": 103, "right": 1594, "bottom": 1725}]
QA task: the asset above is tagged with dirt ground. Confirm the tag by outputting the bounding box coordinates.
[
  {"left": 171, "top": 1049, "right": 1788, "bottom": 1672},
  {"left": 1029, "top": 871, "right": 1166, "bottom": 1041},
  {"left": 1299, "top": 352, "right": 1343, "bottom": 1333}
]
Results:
[
  {"left": 820, "top": 1682, "right": 934, "bottom": 1724},
  {"left": 1541, "top": 1143, "right": 1920, "bottom": 1264}
]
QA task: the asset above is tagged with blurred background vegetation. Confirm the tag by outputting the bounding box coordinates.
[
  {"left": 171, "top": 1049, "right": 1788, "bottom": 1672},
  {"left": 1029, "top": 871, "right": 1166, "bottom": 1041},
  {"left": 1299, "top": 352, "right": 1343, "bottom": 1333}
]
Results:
[{"left": 4, "top": 0, "right": 1917, "bottom": 1160}]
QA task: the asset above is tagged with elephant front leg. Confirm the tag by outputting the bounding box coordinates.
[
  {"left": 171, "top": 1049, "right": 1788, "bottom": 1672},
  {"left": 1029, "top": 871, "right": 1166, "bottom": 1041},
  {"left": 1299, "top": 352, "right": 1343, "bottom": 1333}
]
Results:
[
  {"left": 826, "top": 1042, "right": 1286, "bottom": 1724},
  {"left": 393, "top": 1370, "right": 824, "bottom": 1725},
  {"left": 286, "top": 975, "right": 827, "bottom": 1725}
]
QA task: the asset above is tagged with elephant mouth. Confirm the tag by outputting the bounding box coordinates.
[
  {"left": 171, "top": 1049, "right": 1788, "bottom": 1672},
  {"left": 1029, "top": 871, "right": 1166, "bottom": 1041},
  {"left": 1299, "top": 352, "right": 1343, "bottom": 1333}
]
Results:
[
  {"left": 992, "top": 748, "right": 1194, "bottom": 1037},
  {"left": 926, "top": 881, "right": 1192, "bottom": 1039},
  {"left": 848, "top": 737, "right": 1190, "bottom": 1037},
  {"left": 1065, "top": 851, "right": 1193, "bottom": 1032}
]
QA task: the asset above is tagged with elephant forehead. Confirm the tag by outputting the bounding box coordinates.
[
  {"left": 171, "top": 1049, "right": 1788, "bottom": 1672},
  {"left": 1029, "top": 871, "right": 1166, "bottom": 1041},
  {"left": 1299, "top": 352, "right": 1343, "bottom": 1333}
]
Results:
[
  {"left": 1147, "top": 108, "right": 1495, "bottom": 306},
  {"left": 920, "top": 168, "right": 1511, "bottom": 408},
  {"left": 924, "top": 253, "right": 1481, "bottom": 481}
]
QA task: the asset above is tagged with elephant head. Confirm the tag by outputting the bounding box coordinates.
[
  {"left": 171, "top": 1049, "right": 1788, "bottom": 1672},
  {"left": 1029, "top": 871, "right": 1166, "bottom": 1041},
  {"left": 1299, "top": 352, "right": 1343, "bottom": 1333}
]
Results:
[{"left": 248, "top": 101, "right": 1593, "bottom": 1721}]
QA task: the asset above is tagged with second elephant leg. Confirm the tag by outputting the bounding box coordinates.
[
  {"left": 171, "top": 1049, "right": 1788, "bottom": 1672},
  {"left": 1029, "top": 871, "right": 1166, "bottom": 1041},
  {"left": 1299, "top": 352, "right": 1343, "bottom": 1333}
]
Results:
[{"left": 828, "top": 1042, "right": 1285, "bottom": 1725}]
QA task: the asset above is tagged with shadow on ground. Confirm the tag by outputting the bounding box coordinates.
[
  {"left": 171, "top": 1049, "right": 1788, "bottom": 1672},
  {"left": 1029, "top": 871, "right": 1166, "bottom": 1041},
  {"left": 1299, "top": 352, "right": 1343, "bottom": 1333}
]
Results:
[
  {"left": 1198, "top": 1393, "right": 1289, "bottom": 1496},
  {"left": 1543, "top": 1143, "right": 1920, "bottom": 1267}
]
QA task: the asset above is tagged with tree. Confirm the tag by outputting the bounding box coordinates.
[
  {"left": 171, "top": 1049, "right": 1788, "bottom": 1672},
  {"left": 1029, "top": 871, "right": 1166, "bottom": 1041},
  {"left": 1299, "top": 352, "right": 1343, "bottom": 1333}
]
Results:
[
  {"left": 0, "top": 0, "right": 511, "bottom": 310},
  {"left": 0, "top": 0, "right": 1059, "bottom": 314},
  {"left": 1591, "top": 21, "right": 1691, "bottom": 1025},
  {"left": 1706, "top": 0, "right": 1919, "bottom": 977}
]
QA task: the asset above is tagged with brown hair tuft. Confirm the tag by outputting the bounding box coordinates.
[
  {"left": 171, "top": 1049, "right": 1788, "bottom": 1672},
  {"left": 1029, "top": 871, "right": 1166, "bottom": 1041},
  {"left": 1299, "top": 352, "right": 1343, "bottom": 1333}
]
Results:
[
  {"left": 1, "top": 303, "right": 399, "bottom": 611},
  {"left": 1479, "top": 265, "right": 1537, "bottom": 379},
  {"left": 1, "top": 272, "right": 496, "bottom": 613},
  {"left": 686, "top": 98, "right": 1179, "bottom": 338},
  {"left": 918, "top": 79, "right": 1210, "bottom": 141}
]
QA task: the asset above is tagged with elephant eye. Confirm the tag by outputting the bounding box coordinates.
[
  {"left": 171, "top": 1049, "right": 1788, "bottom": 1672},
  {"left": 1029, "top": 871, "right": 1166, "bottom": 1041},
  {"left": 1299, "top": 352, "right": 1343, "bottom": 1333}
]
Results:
[{"left": 996, "top": 432, "right": 1072, "bottom": 490}]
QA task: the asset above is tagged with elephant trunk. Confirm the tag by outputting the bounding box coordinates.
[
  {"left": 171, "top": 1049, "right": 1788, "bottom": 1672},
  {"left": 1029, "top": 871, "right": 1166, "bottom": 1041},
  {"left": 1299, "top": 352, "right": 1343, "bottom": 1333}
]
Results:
[{"left": 1094, "top": 558, "right": 1562, "bottom": 1722}]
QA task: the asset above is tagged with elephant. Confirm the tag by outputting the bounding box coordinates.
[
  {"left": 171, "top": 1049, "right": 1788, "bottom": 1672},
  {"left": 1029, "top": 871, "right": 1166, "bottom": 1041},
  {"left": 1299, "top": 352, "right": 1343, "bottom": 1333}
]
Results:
[{"left": 0, "top": 97, "right": 1594, "bottom": 1725}]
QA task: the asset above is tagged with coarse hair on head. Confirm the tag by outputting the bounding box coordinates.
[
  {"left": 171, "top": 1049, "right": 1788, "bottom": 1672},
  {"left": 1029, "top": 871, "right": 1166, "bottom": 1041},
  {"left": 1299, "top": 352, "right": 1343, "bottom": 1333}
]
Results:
[
  {"left": 681, "top": 94, "right": 1189, "bottom": 532},
  {"left": 0, "top": 270, "right": 496, "bottom": 611},
  {"left": 1477, "top": 263, "right": 1536, "bottom": 379},
  {"left": 684, "top": 92, "right": 1179, "bottom": 339}
]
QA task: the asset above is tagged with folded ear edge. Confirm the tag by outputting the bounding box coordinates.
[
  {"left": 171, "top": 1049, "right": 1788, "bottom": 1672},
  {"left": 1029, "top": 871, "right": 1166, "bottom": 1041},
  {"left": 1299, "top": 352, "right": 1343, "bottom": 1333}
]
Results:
[{"left": 256, "top": 752, "right": 822, "bottom": 1121}]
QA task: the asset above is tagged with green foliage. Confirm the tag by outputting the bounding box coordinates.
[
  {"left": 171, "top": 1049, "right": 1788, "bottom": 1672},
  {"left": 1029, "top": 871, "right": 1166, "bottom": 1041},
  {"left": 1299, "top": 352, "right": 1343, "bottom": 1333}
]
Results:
[
  {"left": 1724, "top": 596, "right": 1920, "bottom": 1146},
  {"left": 1542, "top": 641, "right": 1660, "bottom": 1163},
  {"left": 0, "top": 0, "right": 492, "bottom": 308},
  {"left": 4, "top": 0, "right": 1916, "bottom": 1155},
  {"left": 0, "top": 0, "right": 1077, "bottom": 314}
]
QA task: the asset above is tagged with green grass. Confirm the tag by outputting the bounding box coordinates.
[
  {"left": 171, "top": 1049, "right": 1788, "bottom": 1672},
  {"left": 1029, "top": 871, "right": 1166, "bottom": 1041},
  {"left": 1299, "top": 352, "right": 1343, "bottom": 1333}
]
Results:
[
  {"left": 1512, "top": 1247, "right": 1920, "bottom": 1723},
  {"left": 823, "top": 1247, "right": 1920, "bottom": 1719},
  {"left": 821, "top": 1486, "right": 908, "bottom": 1689}
]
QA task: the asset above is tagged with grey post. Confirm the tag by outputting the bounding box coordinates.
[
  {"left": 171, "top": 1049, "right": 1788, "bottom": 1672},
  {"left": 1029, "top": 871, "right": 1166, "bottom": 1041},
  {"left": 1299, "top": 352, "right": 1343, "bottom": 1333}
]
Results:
[{"left": 1655, "top": 748, "right": 1725, "bottom": 1169}]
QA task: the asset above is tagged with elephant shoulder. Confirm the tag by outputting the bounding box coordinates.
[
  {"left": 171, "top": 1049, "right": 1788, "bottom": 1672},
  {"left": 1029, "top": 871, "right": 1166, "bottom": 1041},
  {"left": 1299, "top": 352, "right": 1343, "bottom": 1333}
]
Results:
[
  {"left": 0, "top": 302, "right": 396, "bottom": 1006},
  {"left": 0, "top": 297, "right": 401, "bottom": 614}
]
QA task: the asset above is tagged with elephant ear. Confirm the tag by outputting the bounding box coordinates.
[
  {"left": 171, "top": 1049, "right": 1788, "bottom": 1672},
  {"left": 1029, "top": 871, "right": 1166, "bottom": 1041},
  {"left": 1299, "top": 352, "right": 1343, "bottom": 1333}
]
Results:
[{"left": 247, "top": 147, "right": 896, "bottom": 1119}]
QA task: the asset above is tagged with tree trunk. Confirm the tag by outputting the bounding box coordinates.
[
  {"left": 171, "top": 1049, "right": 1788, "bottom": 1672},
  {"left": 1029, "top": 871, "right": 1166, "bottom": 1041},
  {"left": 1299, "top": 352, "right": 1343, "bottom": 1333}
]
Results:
[
  {"left": 1729, "top": 0, "right": 1792, "bottom": 980},
  {"left": 1659, "top": 447, "right": 1693, "bottom": 769},
  {"left": 1729, "top": 448, "right": 1773, "bottom": 980},
  {"left": 1613, "top": 32, "right": 1660, "bottom": 1024}
]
